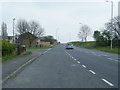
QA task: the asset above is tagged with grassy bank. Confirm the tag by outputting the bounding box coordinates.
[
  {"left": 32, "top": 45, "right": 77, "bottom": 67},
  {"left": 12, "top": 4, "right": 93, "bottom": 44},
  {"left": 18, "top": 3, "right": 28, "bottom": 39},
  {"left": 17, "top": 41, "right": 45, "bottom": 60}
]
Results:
[
  {"left": 71, "top": 41, "right": 120, "bottom": 54},
  {"left": 1, "top": 51, "right": 32, "bottom": 62}
]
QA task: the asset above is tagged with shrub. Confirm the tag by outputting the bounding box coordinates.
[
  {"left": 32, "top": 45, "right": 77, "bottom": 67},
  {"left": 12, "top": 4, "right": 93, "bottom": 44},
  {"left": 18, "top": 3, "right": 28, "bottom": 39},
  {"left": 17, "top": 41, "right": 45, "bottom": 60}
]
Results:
[{"left": 2, "top": 40, "right": 15, "bottom": 56}]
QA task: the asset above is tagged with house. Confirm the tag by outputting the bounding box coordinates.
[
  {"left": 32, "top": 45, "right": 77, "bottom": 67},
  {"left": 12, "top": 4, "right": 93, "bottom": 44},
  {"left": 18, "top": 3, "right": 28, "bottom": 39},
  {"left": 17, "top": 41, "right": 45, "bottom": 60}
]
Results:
[
  {"left": 36, "top": 37, "right": 50, "bottom": 47},
  {"left": 19, "top": 32, "right": 37, "bottom": 47}
]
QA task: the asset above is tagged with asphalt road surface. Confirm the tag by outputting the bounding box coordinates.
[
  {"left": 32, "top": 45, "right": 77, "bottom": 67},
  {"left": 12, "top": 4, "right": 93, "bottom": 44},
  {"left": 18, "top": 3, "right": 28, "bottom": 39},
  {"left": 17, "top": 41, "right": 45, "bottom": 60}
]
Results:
[{"left": 3, "top": 45, "right": 118, "bottom": 88}]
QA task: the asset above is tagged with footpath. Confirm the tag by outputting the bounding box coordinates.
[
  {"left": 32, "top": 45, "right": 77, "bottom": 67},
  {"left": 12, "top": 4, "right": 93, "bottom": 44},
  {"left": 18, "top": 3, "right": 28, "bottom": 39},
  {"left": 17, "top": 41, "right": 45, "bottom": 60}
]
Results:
[{"left": 2, "top": 51, "right": 42, "bottom": 83}]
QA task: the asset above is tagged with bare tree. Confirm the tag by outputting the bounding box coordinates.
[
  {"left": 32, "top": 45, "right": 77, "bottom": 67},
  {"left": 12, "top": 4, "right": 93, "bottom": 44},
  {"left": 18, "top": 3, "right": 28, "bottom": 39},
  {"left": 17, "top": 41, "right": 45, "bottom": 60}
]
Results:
[
  {"left": 105, "top": 16, "right": 120, "bottom": 39},
  {"left": 78, "top": 31, "right": 84, "bottom": 42},
  {"left": 16, "top": 19, "right": 44, "bottom": 37},
  {"left": 29, "top": 21, "right": 44, "bottom": 37},
  {"left": 16, "top": 19, "right": 30, "bottom": 34},
  {"left": 1, "top": 22, "right": 8, "bottom": 40},
  {"left": 78, "top": 25, "right": 91, "bottom": 42},
  {"left": 16, "top": 19, "right": 44, "bottom": 47}
]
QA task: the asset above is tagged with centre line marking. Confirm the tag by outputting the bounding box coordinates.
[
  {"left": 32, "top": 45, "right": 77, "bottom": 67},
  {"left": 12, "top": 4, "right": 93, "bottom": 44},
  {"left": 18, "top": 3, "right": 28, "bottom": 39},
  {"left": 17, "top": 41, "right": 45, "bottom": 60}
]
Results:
[
  {"left": 114, "top": 60, "right": 118, "bottom": 62},
  {"left": 107, "top": 58, "right": 112, "bottom": 60},
  {"left": 89, "top": 70, "right": 96, "bottom": 74},
  {"left": 82, "top": 65, "right": 86, "bottom": 68},
  {"left": 102, "top": 79, "right": 114, "bottom": 87},
  {"left": 74, "top": 59, "right": 76, "bottom": 61},
  {"left": 77, "top": 61, "right": 80, "bottom": 63}
]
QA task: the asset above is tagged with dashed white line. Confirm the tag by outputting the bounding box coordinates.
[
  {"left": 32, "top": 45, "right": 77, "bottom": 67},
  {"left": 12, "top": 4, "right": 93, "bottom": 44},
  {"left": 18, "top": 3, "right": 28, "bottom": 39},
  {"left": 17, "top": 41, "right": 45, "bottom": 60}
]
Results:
[
  {"left": 107, "top": 58, "right": 119, "bottom": 62},
  {"left": 104, "top": 55, "right": 108, "bottom": 56},
  {"left": 77, "top": 61, "right": 80, "bottom": 63},
  {"left": 89, "top": 70, "right": 96, "bottom": 74},
  {"left": 74, "top": 59, "right": 76, "bottom": 61},
  {"left": 107, "top": 58, "right": 112, "bottom": 60},
  {"left": 102, "top": 79, "right": 114, "bottom": 87},
  {"left": 97, "top": 55, "right": 101, "bottom": 56},
  {"left": 65, "top": 51, "right": 73, "bottom": 59},
  {"left": 82, "top": 65, "right": 86, "bottom": 68},
  {"left": 114, "top": 60, "right": 118, "bottom": 62}
]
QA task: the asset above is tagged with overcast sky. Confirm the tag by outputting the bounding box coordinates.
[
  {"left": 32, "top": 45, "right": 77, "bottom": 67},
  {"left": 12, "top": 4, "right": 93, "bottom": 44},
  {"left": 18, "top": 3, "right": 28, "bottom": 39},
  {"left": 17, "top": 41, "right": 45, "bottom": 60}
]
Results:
[{"left": 0, "top": 0, "right": 119, "bottom": 43}]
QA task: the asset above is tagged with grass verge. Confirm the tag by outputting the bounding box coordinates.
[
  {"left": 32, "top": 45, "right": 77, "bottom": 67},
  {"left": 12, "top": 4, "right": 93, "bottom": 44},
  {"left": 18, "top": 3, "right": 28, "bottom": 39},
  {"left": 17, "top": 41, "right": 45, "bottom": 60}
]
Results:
[
  {"left": 1, "top": 51, "right": 32, "bottom": 62},
  {"left": 71, "top": 41, "right": 120, "bottom": 54},
  {"left": 27, "top": 46, "right": 54, "bottom": 49}
]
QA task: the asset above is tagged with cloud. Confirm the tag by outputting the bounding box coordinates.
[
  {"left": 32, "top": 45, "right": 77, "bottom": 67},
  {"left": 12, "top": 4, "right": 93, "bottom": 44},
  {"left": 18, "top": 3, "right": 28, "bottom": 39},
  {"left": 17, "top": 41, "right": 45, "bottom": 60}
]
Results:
[{"left": 1, "top": 2, "right": 118, "bottom": 42}]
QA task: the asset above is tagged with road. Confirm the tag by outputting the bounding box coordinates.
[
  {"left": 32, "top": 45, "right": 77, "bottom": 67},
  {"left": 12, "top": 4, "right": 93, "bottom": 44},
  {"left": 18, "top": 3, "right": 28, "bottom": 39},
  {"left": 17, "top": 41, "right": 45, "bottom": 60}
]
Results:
[{"left": 3, "top": 45, "right": 118, "bottom": 88}]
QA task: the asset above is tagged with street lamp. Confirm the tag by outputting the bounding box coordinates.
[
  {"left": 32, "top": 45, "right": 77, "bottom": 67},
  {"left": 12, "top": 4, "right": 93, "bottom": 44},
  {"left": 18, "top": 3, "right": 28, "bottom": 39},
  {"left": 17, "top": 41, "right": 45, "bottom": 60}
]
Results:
[
  {"left": 13, "top": 18, "right": 15, "bottom": 44},
  {"left": 105, "top": 0, "right": 113, "bottom": 50}
]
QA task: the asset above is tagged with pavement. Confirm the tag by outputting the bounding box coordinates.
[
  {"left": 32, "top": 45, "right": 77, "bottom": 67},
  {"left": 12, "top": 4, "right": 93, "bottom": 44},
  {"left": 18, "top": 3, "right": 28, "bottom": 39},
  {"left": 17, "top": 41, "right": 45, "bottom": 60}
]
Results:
[
  {"left": 2, "top": 49, "right": 47, "bottom": 82},
  {"left": 2, "top": 45, "right": 119, "bottom": 88}
]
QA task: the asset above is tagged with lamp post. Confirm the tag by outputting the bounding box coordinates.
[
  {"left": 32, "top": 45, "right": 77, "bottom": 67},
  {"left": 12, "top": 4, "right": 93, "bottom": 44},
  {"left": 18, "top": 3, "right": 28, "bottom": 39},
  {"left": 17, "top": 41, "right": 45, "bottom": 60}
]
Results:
[
  {"left": 105, "top": 0, "right": 113, "bottom": 50},
  {"left": 13, "top": 18, "right": 15, "bottom": 44}
]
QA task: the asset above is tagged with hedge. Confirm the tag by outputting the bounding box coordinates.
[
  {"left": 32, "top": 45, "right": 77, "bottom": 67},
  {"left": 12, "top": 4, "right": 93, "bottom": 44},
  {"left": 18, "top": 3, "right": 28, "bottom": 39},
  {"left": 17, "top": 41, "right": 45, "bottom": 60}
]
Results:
[{"left": 2, "top": 40, "right": 15, "bottom": 56}]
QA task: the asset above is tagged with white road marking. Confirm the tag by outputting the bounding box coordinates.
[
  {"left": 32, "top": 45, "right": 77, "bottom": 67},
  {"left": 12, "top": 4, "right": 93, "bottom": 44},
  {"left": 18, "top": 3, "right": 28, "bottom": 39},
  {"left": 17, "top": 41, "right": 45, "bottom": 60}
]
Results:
[
  {"left": 114, "top": 60, "right": 118, "bottom": 62},
  {"left": 94, "top": 54, "right": 97, "bottom": 56},
  {"left": 65, "top": 51, "right": 73, "bottom": 59},
  {"left": 65, "top": 51, "right": 69, "bottom": 55},
  {"left": 74, "top": 59, "right": 76, "bottom": 61},
  {"left": 96, "top": 55, "right": 101, "bottom": 56},
  {"left": 104, "top": 55, "right": 108, "bottom": 56},
  {"left": 77, "top": 61, "right": 80, "bottom": 63},
  {"left": 82, "top": 65, "right": 86, "bottom": 68},
  {"left": 107, "top": 58, "right": 112, "bottom": 60},
  {"left": 102, "top": 79, "right": 114, "bottom": 86},
  {"left": 43, "top": 48, "right": 52, "bottom": 54},
  {"left": 48, "top": 48, "right": 51, "bottom": 50},
  {"left": 107, "top": 58, "right": 119, "bottom": 62},
  {"left": 89, "top": 70, "right": 96, "bottom": 74}
]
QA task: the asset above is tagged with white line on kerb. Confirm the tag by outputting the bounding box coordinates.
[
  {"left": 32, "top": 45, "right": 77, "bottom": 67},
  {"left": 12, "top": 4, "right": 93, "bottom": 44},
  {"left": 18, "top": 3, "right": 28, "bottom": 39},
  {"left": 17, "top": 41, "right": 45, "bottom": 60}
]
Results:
[
  {"left": 72, "top": 57, "right": 74, "bottom": 59},
  {"left": 77, "top": 61, "right": 80, "bottom": 63},
  {"left": 43, "top": 48, "right": 52, "bottom": 54},
  {"left": 89, "top": 70, "right": 96, "bottom": 74},
  {"left": 82, "top": 65, "right": 86, "bottom": 68},
  {"left": 102, "top": 79, "right": 114, "bottom": 86}
]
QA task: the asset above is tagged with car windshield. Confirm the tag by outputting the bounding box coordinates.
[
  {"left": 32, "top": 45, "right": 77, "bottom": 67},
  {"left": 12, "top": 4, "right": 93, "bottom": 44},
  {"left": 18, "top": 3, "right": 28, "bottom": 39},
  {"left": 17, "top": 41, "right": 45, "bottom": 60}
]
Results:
[{"left": 67, "top": 43, "right": 72, "bottom": 45}]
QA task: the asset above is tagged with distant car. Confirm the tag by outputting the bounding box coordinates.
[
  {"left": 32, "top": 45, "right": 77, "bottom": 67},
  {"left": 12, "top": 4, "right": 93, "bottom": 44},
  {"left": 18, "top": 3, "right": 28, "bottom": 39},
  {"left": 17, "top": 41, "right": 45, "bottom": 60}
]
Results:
[{"left": 66, "top": 43, "right": 73, "bottom": 49}]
